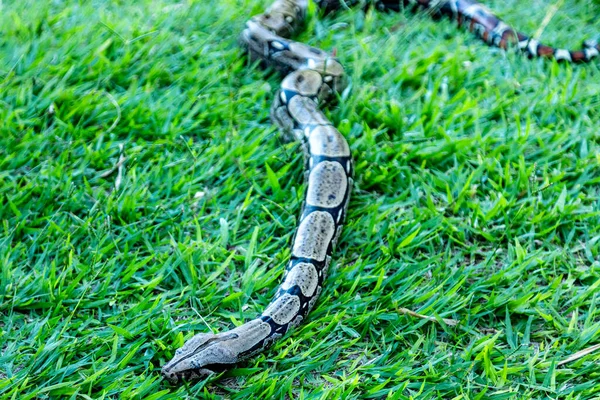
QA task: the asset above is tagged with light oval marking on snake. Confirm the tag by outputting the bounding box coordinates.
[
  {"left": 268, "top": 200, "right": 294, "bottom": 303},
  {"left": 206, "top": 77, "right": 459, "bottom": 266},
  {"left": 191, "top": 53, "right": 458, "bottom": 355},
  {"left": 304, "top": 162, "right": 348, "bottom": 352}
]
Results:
[
  {"left": 282, "top": 69, "right": 323, "bottom": 97},
  {"left": 306, "top": 161, "right": 348, "bottom": 208},
  {"left": 262, "top": 293, "right": 301, "bottom": 325},
  {"left": 307, "top": 58, "right": 344, "bottom": 77},
  {"left": 308, "top": 125, "right": 350, "bottom": 157},
  {"left": 281, "top": 262, "right": 319, "bottom": 297},
  {"left": 287, "top": 95, "right": 329, "bottom": 126},
  {"left": 292, "top": 211, "right": 335, "bottom": 261}
]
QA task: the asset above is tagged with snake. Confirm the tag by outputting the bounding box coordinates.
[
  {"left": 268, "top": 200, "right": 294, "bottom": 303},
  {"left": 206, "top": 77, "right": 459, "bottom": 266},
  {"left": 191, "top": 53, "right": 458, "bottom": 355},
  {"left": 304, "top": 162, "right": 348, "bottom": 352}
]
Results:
[{"left": 161, "top": 0, "right": 599, "bottom": 384}]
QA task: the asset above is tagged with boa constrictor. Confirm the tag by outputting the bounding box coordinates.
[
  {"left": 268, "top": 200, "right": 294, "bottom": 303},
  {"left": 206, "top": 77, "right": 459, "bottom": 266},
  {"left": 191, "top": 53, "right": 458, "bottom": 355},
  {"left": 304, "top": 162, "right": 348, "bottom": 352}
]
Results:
[
  {"left": 162, "top": 0, "right": 351, "bottom": 383},
  {"left": 162, "top": 0, "right": 599, "bottom": 384}
]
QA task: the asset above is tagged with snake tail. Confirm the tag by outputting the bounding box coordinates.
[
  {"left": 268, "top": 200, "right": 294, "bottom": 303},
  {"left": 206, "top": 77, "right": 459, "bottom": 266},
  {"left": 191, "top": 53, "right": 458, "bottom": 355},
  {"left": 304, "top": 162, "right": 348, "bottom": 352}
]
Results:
[{"left": 317, "top": 0, "right": 600, "bottom": 62}]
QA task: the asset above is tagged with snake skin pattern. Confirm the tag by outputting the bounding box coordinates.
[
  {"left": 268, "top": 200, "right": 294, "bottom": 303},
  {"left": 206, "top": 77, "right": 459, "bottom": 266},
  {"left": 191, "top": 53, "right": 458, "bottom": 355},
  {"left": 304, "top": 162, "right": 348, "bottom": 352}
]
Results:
[
  {"left": 162, "top": 0, "right": 352, "bottom": 383},
  {"left": 319, "top": 0, "right": 599, "bottom": 62},
  {"left": 162, "top": 0, "right": 598, "bottom": 384}
]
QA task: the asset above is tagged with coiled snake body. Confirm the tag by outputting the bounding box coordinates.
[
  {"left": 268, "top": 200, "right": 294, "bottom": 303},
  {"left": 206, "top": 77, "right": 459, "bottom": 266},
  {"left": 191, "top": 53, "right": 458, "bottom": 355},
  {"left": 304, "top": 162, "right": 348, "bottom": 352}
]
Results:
[{"left": 162, "top": 0, "right": 598, "bottom": 383}]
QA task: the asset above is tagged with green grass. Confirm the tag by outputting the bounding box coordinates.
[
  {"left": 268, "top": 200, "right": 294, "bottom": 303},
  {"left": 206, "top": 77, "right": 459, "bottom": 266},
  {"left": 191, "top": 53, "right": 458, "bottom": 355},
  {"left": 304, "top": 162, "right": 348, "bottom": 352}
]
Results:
[{"left": 1, "top": 0, "right": 600, "bottom": 398}]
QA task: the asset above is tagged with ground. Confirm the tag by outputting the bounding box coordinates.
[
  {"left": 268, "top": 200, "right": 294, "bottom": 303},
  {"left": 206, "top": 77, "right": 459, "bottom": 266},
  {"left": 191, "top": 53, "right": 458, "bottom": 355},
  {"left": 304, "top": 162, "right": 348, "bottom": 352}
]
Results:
[{"left": 1, "top": 0, "right": 600, "bottom": 398}]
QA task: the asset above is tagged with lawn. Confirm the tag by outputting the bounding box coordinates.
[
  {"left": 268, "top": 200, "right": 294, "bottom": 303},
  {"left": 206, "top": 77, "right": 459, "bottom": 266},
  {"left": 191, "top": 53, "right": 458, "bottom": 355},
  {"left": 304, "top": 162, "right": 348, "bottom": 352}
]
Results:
[{"left": 1, "top": 0, "right": 600, "bottom": 398}]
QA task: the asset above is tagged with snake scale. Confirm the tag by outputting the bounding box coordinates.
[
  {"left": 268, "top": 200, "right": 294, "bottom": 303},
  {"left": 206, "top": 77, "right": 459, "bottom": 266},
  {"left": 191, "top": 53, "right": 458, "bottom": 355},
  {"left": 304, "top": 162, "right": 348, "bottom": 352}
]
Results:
[{"left": 162, "top": 0, "right": 599, "bottom": 383}]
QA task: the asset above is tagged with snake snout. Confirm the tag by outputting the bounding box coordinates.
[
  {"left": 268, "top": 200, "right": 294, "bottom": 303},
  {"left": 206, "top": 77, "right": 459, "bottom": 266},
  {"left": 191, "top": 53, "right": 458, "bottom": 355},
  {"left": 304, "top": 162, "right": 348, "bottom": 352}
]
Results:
[
  {"left": 161, "top": 365, "right": 216, "bottom": 384},
  {"left": 161, "top": 365, "right": 180, "bottom": 384}
]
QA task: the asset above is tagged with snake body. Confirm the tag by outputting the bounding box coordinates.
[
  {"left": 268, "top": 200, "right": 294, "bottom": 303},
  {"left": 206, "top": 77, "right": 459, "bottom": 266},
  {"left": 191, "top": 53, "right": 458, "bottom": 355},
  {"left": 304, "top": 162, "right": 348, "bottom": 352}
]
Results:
[
  {"left": 319, "top": 0, "right": 599, "bottom": 62},
  {"left": 162, "top": 0, "right": 352, "bottom": 383},
  {"left": 162, "top": 0, "right": 598, "bottom": 384}
]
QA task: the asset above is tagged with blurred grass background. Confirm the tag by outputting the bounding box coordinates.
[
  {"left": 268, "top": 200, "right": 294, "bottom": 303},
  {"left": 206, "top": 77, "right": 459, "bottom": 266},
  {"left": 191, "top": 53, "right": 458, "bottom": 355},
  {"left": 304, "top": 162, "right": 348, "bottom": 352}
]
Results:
[{"left": 1, "top": 0, "right": 600, "bottom": 398}]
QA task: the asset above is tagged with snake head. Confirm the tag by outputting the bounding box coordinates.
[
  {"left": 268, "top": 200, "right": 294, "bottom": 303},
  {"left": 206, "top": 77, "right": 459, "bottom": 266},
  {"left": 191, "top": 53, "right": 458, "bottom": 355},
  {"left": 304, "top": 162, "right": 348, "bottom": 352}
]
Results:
[
  {"left": 162, "top": 319, "right": 273, "bottom": 384},
  {"left": 161, "top": 332, "right": 238, "bottom": 384}
]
